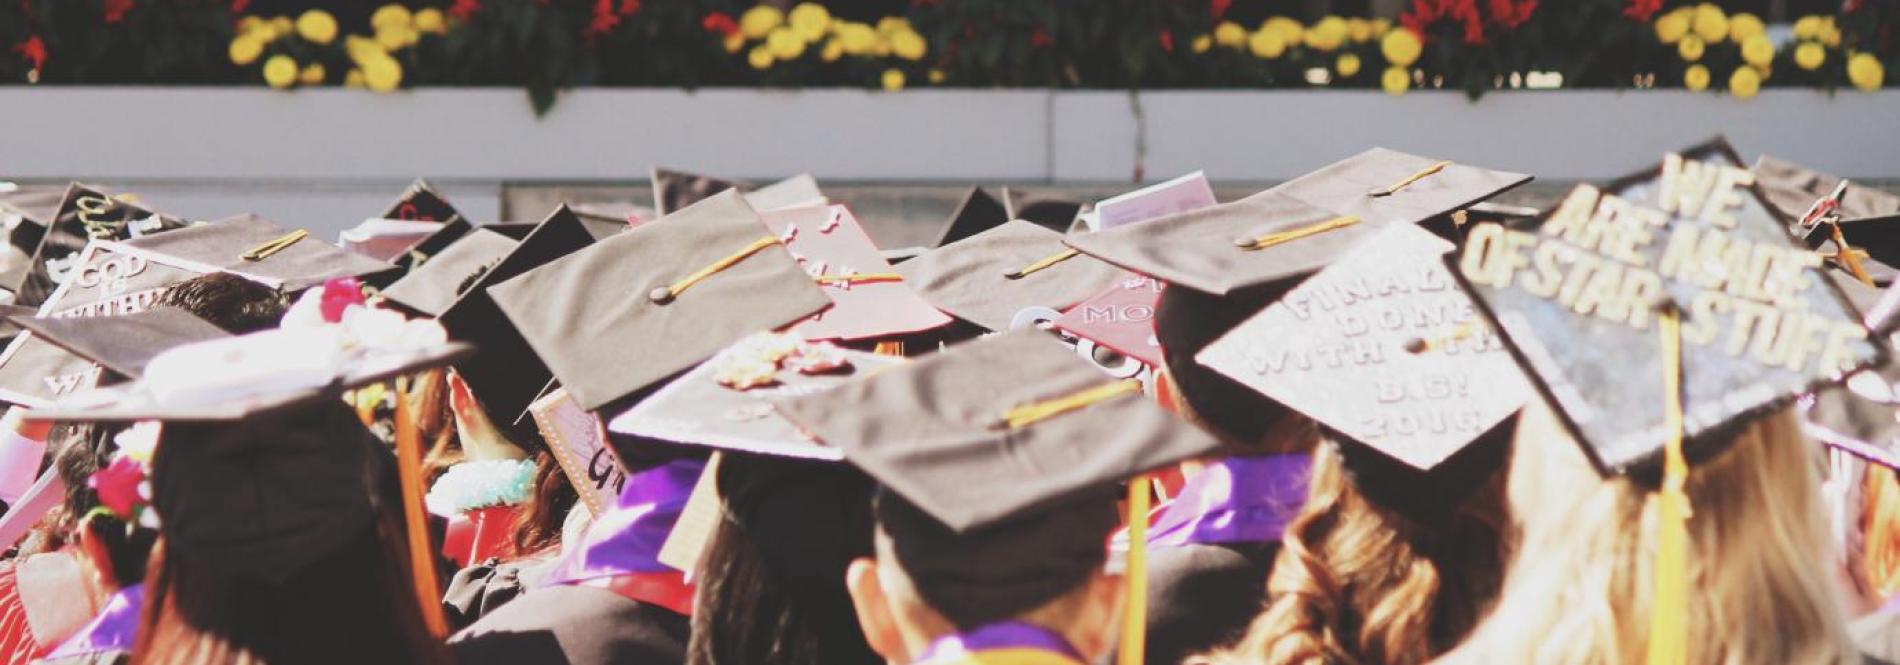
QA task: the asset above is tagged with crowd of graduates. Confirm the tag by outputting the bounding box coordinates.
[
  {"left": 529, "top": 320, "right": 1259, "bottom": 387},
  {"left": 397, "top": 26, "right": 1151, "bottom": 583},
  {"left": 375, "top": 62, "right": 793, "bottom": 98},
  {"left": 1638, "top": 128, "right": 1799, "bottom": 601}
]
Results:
[{"left": 0, "top": 139, "right": 1894, "bottom": 665}]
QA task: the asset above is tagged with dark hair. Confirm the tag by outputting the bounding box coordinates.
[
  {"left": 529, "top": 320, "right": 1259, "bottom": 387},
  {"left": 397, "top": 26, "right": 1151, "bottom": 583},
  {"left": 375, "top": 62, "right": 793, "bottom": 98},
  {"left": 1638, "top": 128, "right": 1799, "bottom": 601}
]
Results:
[
  {"left": 509, "top": 450, "right": 576, "bottom": 558},
  {"left": 687, "top": 455, "right": 879, "bottom": 665},
  {"left": 155, "top": 273, "right": 290, "bottom": 334},
  {"left": 30, "top": 423, "right": 158, "bottom": 587},
  {"left": 133, "top": 508, "right": 450, "bottom": 665}
]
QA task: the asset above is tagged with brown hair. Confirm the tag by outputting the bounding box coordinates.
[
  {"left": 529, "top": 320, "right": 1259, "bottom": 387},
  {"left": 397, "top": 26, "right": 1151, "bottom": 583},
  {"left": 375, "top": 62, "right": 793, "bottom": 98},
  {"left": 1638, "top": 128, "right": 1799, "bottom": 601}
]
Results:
[
  {"left": 406, "top": 369, "right": 461, "bottom": 486},
  {"left": 509, "top": 449, "right": 578, "bottom": 558},
  {"left": 132, "top": 508, "right": 450, "bottom": 665}
]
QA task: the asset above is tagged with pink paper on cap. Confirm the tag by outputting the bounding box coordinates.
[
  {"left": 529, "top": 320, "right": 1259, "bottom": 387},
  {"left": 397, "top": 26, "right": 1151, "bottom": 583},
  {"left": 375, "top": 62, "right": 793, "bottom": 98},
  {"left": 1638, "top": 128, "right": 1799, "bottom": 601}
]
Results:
[
  {"left": 766, "top": 205, "right": 952, "bottom": 341},
  {"left": 1052, "top": 276, "right": 1164, "bottom": 367}
]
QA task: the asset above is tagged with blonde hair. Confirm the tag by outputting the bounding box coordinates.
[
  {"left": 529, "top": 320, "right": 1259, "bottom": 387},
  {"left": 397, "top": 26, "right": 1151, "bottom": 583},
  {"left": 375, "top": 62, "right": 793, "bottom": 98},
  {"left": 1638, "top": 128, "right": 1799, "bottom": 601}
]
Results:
[
  {"left": 1193, "top": 436, "right": 1510, "bottom": 665},
  {"left": 1436, "top": 402, "right": 1857, "bottom": 665},
  {"left": 1862, "top": 465, "right": 1900, "bottom": 598}
]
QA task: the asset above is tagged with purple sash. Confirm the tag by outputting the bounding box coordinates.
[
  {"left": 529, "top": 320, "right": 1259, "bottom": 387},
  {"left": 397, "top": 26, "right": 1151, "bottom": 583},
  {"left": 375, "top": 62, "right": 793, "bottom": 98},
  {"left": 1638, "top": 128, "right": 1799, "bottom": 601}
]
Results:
[
  {"left": 43, "top": 583, "right": 142, "bottom": 660},
  {"left": 545, "top": 458, "right": 705, "bottom": 586},
  {"left": 1144, "top": 454, "right": 1309, "bottom": 547},
  {"left": 913, "top": 621, "right": 1085, "bottom": 664}
]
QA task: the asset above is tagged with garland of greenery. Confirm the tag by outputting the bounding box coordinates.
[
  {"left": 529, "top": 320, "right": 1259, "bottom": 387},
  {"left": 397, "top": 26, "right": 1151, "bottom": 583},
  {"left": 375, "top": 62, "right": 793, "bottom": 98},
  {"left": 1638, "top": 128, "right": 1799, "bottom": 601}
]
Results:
[{"left": 2, "top": 0, "right": 1892, "bottom": 114}]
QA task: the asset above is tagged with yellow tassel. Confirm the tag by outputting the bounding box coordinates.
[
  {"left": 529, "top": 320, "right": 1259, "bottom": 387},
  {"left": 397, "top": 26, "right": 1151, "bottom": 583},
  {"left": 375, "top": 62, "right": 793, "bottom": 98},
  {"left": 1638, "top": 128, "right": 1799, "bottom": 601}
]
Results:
[
  {"left": 1368, "top": 160, "right": 1452, "bottom": 197},
  {"left": 814, "top": 272, "right": 904, "bottom": 286},
  {"left": 240, "top": 229, "right": 308, "bottom": 262},
  {"left": 997, "top": 379, "right": 1142, "bottom": 430},
  {"left": 1005, "top": 248, "right": 1080, "bottom": 279},
  {"left": 1828, "top": 222, "right": 1877, "bottom": 287},
  {"left": 393, "top": 377, "right": 449, "bottom": 638},
  {"left": 1646, "top": 309, "right": 1691, "bottom": 665},
  {"left": 1232, "top": 215, "right": 1360, "bottom": 251},
  {"left": 1118, "top": 474, "right": 1151, "bottom": 665},
  {"left": 873, "top": 340, "right": 906, "bottom": 357},
  {"left": 649, "top": 235, "right": 781, "bottom": 303}
]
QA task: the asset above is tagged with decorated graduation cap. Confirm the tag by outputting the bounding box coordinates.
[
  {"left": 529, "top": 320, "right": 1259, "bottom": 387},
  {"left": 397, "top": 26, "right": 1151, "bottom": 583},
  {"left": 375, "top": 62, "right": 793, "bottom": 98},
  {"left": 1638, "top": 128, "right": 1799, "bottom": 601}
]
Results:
[
  {"left": 437, "top": 206, "right": 597, "bottom": 425},
  {"left": 9, "top": 307, "right": 230, "bottom": 381},
  {"left": 762, "top": 204, "right": 950, "bottom": 342},
  {"left": 1456, "top": 138, "right": 1884, "bottom": 474},
  {"left": 609, "top": 332, "right": 903, "bottom": 461},
  {"left": 897, "top": 219, "right": 1131, "bottom": 332},
  {"left": 1752, "top": 156, "right": 1900, "bottom": 287},
  {"left": 119, "top": 214, "right": 393, "bottom": 292},
  {"left": 381, "top": 178, "right": 463, "bottom": 223},
  {"left": 1052, "top": 275, "right": 1166, "bottom": 368},
  {"left": 380, "top": 228, "right": 518, "bottom": 317},
  {"left": 651, "top": 167, "right": 753, "bottom": 216},
  {"left": 772, "top": 329, "right": 1225, "bottom": 627},
  {"left": 933, "top": 187, "right": 1009, "bottom": 248},
  {"left": 15, "top": 183, "right": 189, "bottom": 308},
  {"left": 489, "top": 190, "right": 830, "bottom": 412}
]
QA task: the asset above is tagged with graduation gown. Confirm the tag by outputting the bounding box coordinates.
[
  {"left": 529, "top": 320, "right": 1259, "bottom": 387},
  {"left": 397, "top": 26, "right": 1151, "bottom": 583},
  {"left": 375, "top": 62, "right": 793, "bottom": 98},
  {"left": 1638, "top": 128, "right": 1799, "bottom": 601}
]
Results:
[{"left": 448, "top": 585, "right": 688, "bottom": 665}]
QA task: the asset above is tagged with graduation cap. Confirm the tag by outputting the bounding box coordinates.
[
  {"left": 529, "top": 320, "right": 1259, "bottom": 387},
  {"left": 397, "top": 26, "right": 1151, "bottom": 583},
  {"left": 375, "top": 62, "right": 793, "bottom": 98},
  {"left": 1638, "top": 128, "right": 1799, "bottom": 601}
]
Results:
[
  {"left": 1804, "top": 360, "right": 1900, "bottom": 469},
  {"left": 1089, "top": 171, "right": 1219, "bottom": 232},
  {"left": 763, "top": 204, "right": 950, "bottom": 341},
  {"left": 897, "top": 220, "right": 1131, "bottom": 332},
  {"left": 608, "top": 332, "right": 904, "bottom": 461},
  {"left": 651, "top": 167, "right": 754, "bottom": 217},
  {"left": 488, "top": 190, "right": 830, "bottom": 412},
  {"left": 1051, "top": 275, "right": 1165, "bottom": 368},
  {"left": 1002, "top": 187, "right": 1083, "bottom": 234},
  {"left": 1196, "top": 224, "right": 1530, "bottom": 470},
  {"left": 932, "top": 187, "right": 1009, "bottom": 248},
  {"left": 380, "top": 228, "right": 517, "bottom": 317},
  {"left": 15, "top": 184, "right": 189, "bottom": 308},
  {"left": 1456, "top": 139, "right": 1885, "bottom": 474},
  {"left": 381, "top": 178, "right": 463, "bottom": 223},
  {"left": 8, "top": 307, "right": 231, "bottom": 381},
  {"left": 369, "top": 216, "right": 475, "bottom": 288},
  {"left": 771, "top": 329, "right": 1226, "bottom": 627},
  {"left": 437, "top": 207, "right": 597, "bottom": 426},
  {"left": 745, "top": 174, "right": 827, "bottom": 212},
  {"left": 117, "top": 214, "right": 393, "bottom": 292},
  {"left": 1751, "top": 157, "right": 1900, "bottom": 286}
]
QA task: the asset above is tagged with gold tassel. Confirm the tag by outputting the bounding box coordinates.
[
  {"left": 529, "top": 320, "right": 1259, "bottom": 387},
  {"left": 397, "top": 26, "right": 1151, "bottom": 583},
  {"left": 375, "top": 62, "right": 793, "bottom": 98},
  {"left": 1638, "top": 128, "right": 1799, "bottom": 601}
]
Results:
[
  {"left": 1646, "top": 309, "right": 1691, "bottom": 665},
  {"left": 1368, "top": 160, "right": 1452, "bottom": 197},
  {"left": 814, "top": 273, "right": 904, "bottom": 286},
  {"left": 1005, "top": 248, "right": 1081, "bottom": 279},
  {"left": 649, "top": 235, "right": 781, "bottom": 303},
  {"left": 393, "top": 376, "right": 449, "bottom": 638},
  {"left": 873, "top": 340, "right": 906, "bottom": 357},
  {"left": 1118, "top": 474, "right": 1152, "bottom": 665},
  {"left": 240, "top": 229, "right": 309, "bottom": 262},
  {"left": 1232, "top": 215, "right": 1360, "bottom": 251},
  {"left": 997, "top": 379, "right": 1142, "bottom": 430},
  {"left": 1827, "top": 222, "right": 1877, "bottom": 287}
]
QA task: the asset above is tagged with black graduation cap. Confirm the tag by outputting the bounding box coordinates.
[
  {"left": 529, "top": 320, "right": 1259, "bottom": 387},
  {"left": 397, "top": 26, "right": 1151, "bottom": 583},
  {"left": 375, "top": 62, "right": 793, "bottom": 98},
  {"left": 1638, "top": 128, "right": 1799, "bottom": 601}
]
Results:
[
  {"left": 14, "top": 184, "right": 189, "bottom": 308},
  {"left": 488, "top": 190, "right": 830, "bottom": 413},
  {"left": 1804, "top": 359, "right": 1900, "bottom": 469},
  {"left": 1456, "top": 139, "right": 1886, "bottom": 474},
  {"left": 9, "top": 307, "right": 230, "bottom": 381},
  {"left": 381, "top": 178, "right": 463, "bottom": 223},
  {"left": 744, "top": 173, "right": 827, "bottom": 212},
  {"left": 896, "top": 220, "right": 1132, "bottom": 332},
  {"left": 1752, "top": 156, "right": 1900, "bottom": 284},
  {"left": 771, "top": 329, "right": 1226, "bottom": 627},
  {"left": 651, "top": 167, "right": 754, "bottom": 217},
  {"left": 118, "top": 214, "right": 392, "bottom": 292},
  {"left": 371, "top": 216, "right": 475, "bottom": 288},
  {"left": 1002, "top": 187, "right": 1083, "bottom": 234},
  {"left": 437, "top": 207, "right": 597, "bottom": 426},
  {"left": 0, "top": 185, "right": 61, "bottom": 291},
  {"left": 380, "top": 228, "right": 518, "bottom": 317},
  {"left": 932, "top": 187, "right": 1009, "bottom": 248}
]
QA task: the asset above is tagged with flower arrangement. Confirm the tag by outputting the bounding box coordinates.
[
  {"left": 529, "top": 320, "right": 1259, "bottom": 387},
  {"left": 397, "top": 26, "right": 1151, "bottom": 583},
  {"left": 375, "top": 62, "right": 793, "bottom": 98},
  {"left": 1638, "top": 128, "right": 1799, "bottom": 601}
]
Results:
[{"left": 1, "top": 0, "right": 1891, "bottom": 113}]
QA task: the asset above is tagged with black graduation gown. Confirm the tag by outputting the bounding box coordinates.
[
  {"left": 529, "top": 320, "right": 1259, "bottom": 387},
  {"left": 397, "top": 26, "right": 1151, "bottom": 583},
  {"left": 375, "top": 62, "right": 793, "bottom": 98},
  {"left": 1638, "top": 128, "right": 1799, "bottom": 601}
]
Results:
[
  {"left": 449, "top": 585, "right": 689, "bottom": 665},
  {"left": 1104, "top": 541, "right": 1277, "bottom": 665}
]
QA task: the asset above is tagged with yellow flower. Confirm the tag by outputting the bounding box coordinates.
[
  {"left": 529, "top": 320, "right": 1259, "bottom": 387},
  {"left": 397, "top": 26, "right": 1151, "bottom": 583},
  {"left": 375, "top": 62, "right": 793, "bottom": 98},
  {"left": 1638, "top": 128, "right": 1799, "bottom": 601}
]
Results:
[
  {"left": 1820, "top": 19, "right": 1841, "bottom": 48},
  {"left": 1684, "top": 64, "right": 1710, "bottom": 91},
  {"left": 228, "top": 35, "right": 265, "bottom": 66},
  {"left": 1728, "top": 13, "right": 1764, "bottom": 41},
  {"left": 299, "top": 62, "right": 326, "bottom": 85},
  {"left": 1793, "top": 16, "right": 1822, "bottom": 41},
  {"left": 1381, "top": 66, "right": 1409, "bottom": 95},
  {"left": 414, "top": 8, "right": 447, "bottom": 35},
  {"left": 881, "top": 68, "right": 905, "bottom": 91},
  {"left": 344, "top": 68, "right": 365, "bottom": 88},
  {"left": 1728, "top": 65, "right": 1761, "bottom": 99},
  {"left": 362, "top": 55, "right": 402, "bottom": 92},
  {"left": 1347, "top": 18, "right": 1373, "bottom": 43},
  {"left": 296, "top": 9, "right": 338, "bottom": 44},
  {"left": 723, "top": 32, "right": 746, "bottom": 53},
  {"left": 1336, "top": 53, "right": 1361, "bottom": 78},
  {"left": 1265, "top": 16, "right": 1303, "bottom": 48},
  {"left": 1381, "top": 28, "right": 1421, "bottom": 67},
  {"left": 1306, "top": 16, "right": 1348, "bottom": 52},
  {"left": 1740, "top": 35, "right": 1773, "bottom": 68},
  {"left": 1654, "top": 9, "right": 1689, "bottom": 44},
  {"left": 270, "top": 15, "right": 293, "bottom": 36},
  {"left": 237, "top": 15, "right": 265, "bottom": 37},
  {"left": 872, "top": 35, "right": 890, "bottom": 57},
  {"left": 821, "top": 38, "right": 844, "bottom": 62},
  {"left": 1213, "top": 21, "right": 1246, "bottom": 48},
  {"left": 838, "top": 22, "right": 877, "bottom": 55},
  {"left": 1692, "top": 4, "right": 1728, "bottom": 44},
  {"left": 376, "top": 23, "right": 418, "bottom": 51},
  {"left": 1248, "top": 27, "right": 1286, "bottom": 59},
  {"left": 1849, "top": 53, "right": 1884, "bottom": 91},
  {"left": 747, "top": 45, "right": 774, "bottom": 70},
  {"left": 1794, "top": 42, "right": 1825, "bottom": 71},
  {"left": 890, "top": 29, "right": 926, "bottom": 61},
  {"left": 263, "top": 55, "right": 298, "bottom": 89},
  {"left": 740, "top": 5, "right": 783, "bottom": 40},
  {"left": 346, "top": 34, "right": 385, "bottom": 62},
  {"left": 767, "top": 27, "right": 805, "bottom": 60},
  {"left": 789, "top": 3, "right": 830, "bottom": 42},
  {"left": 928, "top": 68, "right": 945, "bottom": 84},
  {"left": 1372, "top": 18, "right": 1392, "bottom": 38},
  {"left": 370, "top": 4, "right": 411, "bottom": 31},
  {"left": 1190, "top": 34, "right": 1212, "bottom": 54},
  {"left": 1678, "top": 35, "right": 1705, "bottom": 62},
  {"left": 876, "top": 17, "right": 911, "bottom": 36}
]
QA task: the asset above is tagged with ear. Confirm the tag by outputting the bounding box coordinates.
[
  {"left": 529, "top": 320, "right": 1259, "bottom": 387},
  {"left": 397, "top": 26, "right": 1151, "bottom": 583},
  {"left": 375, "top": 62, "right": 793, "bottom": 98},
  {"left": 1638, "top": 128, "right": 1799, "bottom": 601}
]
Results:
[
  {"left": 74, "top": 518, "right": 120, "bottom": 596},
  {"left": 845, "top": 557, "right": 906, "bottom": 663}
]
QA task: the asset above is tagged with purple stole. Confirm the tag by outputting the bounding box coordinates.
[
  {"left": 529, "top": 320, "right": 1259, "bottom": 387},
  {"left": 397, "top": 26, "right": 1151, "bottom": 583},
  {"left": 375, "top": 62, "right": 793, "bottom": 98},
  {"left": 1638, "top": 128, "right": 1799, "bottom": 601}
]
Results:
[
  {"left": 913, "top": 621, "right": 1087, "bottom": 664},
  {"left": 43, "top": 583, "right": 142, "bottom": 661},
  {"left": 1143, "top": 453, "right": 1309, "bottom": 547}
]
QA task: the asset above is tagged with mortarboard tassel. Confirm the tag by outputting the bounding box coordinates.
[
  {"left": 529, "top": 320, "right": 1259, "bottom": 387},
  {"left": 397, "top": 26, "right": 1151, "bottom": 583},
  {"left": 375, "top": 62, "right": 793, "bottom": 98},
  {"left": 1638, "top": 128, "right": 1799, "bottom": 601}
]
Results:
[
  {"left": 394, "top": 377, "right": 450, "bottom": 638},
  {"left": 239, "top": 229, "right": 309, "bottom": 262},
  {"left": 815, "top": 273, "right": 904, "bottom": 287},
  {"left": 997, "top": 379, "right": 1142, "bottom": 430},
  {"left": 1118, "top": 474, "right": 1152, "bottom": 665},
  {"left": 1005, "top": 248, "right": 1082, "bottom": 279},
  {"left": 649, "top": 235, "right": 782, "bottom": 304},
  {"left": 1826, "top": 222, "right": 1877, "bottom": 287},
  {"left": 1232, "top": 216, "right": 1360, "bottom": 252},
  {"left": 1368, "top": 160, "right": 1453, "bottom": 197},
  {"left": 1645, "top": 308, "right": 1690, "bottom": 665},
  {"left": 873, "top": 340, "right": 906, "bottom": 357}
]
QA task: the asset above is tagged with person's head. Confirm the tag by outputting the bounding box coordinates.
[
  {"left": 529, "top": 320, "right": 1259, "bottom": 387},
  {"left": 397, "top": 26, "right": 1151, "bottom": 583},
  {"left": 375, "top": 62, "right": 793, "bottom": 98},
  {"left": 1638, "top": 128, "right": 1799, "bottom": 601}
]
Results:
[
  {"left": 154, "top": 272, "right": 290, "bottom": 334},
  {"left": 1436, "top": 401, "right": 1857, "bottom": 665},
  {"left": 42, "top": 422, "right": 158, "bottom": 608},
  {"left": 845, "top": 490, "right": 1127, "bottom": 664},
  {"left": 687, "top": 454, "right": 880, "bottom": 665}
]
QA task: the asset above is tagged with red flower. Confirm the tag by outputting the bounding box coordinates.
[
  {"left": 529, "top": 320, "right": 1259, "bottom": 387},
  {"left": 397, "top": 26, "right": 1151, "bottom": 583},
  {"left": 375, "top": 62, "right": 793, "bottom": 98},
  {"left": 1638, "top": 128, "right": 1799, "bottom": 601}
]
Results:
[
  {"left": 1158, "top": 29, "right": 1174, "bottom": 53},
  {"left": 88, "top": 456, "right": 146, "bottom": 520},
  {"left": 618, "top": 0, "right": 639, "bottom": 15},
  {"left": 701, "top": 11, "right": 737, "bottom": 36},
  {"left": 450, "top": 0, "right": 481, "bottom": 21},
  {"left": 1210, "top": 0, "right": 1230, "bottom": 20},
  {"left": 103, "top": 0, "right": 135, "bottom": 23},
  {"left": 1029, "top": 27, "right": 1053, "bottom": 48},
  {"left": 12, "top": 37, "right": 44, "bottom": 72},
  {"left": 1488, "top": 0, "right": 1534, "bottom": 29},
  {"left": 586, "top": 0, "right": 620, "bottom": 41},
  {"left": 1403, "top": 0, "right": 1487, "bottom": 45},
  {"left": 1623, "top": 0, "right": 1662, "bottom": 22},
  {"left": 319, "top": 278, "right": 365, "bottom": 323},
  {"left": 228, "top": 0, "right": 248, "bottom": 14}
]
